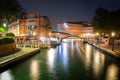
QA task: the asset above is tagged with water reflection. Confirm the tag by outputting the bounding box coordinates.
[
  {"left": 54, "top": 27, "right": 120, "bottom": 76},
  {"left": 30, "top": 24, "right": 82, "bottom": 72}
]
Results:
[
  {"left": 70, "top": 39, "right": 74, "bottom": 57},
  {"left": 62, "top": 43, "right": 69, "bottom": 70},
  {"left": 30, "top": 60, "right": 39, "bottom": 80},
  {"left": 84, "top": 44, "right": 92, "bottom": 70},
  {"left": 84, "top": 44, "right": 105, "bottom": 78},
  {"left": 1, "top": 39, "right": 120, "bottom": 80},
  {"left": 106, "top": 64, "right": 119, "bottom": 80},
  {"left": 93, "top": 50, "right": 105, "bottom": 77},
  {"left": 47, "top": 48, "right": 56, "bottom": 72},
  {"left": 47, "top": 43, "right": 69, "bottom": 74},
  {"left": 0, "top": 70, "right": 13, "bottom": 80}
]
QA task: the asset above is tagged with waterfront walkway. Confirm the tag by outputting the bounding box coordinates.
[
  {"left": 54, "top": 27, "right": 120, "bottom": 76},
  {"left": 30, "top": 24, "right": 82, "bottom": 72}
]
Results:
[
  {"left": 0, "top": 47, "right": 40, "bottom": 68},
  {"left": 92, "top": 43, "right": 120, "bottom": 58}
]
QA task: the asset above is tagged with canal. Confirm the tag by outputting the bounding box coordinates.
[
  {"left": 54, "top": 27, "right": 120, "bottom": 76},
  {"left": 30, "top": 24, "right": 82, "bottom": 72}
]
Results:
[{"left": 0, "top": 39, "right": 120, "bottom": 80}]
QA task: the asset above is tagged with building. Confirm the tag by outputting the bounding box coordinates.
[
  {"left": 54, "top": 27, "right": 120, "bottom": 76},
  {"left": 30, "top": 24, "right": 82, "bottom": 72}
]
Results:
[
  {"left": 8, "top": 13, "right": 52, "bottom": 45},
  {"left": 8, "top": 20, "right": 20, "bottom": 36},
  {"left": 57, "top": 21, "right": 94, "bottom": 38}
]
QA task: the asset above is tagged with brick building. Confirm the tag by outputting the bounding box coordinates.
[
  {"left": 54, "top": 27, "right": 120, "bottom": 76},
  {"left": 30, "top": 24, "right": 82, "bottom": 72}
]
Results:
[{"left": 8, "top": 13, "right": 52, "bottom": 45}]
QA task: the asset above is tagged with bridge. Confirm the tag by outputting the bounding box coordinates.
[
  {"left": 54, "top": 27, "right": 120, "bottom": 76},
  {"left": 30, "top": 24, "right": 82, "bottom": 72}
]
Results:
[{"left": 51, "top": 30, "right": 84, "bottom": 39}]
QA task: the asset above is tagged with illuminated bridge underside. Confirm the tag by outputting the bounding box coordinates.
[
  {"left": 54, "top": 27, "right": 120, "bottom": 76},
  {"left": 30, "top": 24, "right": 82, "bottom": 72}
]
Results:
[{"left": 52, "top": 30, "right": 82, "bottom": 39}]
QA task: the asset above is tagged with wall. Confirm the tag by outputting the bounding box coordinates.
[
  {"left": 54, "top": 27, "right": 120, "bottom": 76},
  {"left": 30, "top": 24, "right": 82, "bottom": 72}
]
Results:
[{"left": 0, "top": 43, "right": 16, "bottom": 57}]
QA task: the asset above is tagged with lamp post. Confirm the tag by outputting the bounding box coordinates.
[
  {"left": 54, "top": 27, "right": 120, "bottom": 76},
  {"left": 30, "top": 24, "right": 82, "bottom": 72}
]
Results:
[{"left": 111, "top": 32, "right": 115, "bottom": 51}]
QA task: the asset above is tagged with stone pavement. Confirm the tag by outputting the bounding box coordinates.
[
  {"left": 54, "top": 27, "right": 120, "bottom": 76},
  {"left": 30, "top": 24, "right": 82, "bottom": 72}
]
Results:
[
  {"left": 99, "top": 44, "right": 120, "bottom": 53},
  {"left": 0, "top": 47, "right": 40, "bottom": 67},
  {"left": 93, "top": 43, "right": 120, "bottom": 57}
]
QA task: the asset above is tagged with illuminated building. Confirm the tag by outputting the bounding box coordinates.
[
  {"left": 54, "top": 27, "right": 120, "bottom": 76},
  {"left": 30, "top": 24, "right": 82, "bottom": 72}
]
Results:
[
  {"left": 8, "top": 13, "right": 52, "bottom": 44},
  {"left": 57, "top": 21, "right": 94, "bottom": 38}
]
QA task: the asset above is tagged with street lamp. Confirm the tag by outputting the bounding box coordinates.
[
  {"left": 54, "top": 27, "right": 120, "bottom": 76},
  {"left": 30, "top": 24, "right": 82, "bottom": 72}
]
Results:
[{"left": 111, "top": 32, "right": 115, "bottom": 51}]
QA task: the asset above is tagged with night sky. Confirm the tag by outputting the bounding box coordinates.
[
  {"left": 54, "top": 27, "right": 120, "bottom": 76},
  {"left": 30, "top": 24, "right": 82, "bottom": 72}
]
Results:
[{"left": 18, "top": 0, "right": 120, "bottom": 29}]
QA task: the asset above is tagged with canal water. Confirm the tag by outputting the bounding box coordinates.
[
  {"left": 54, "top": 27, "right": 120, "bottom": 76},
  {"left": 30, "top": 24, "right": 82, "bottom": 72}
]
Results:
[{"left": 0, "top": 39, "right": 120, "bottom": 80}]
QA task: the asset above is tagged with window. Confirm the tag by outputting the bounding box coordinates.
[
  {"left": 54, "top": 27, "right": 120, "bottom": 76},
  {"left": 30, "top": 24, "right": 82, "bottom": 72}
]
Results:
[
  {"left": 30, "top": 25, "right": 33, "bottom": 30},
  {"left": 26, "top": 25, "right": 37, "bottom": 30},
  {"left": 19, "top": 32, "right": 22, "bottom": 35},
  {"left": 20, "top": 25, "right": 22, "bottom": 30},
  {"left": 26, "top": 32, "right": 31, "bottom": 35},
  {"left": 26, "top": 26, "right": 29, "bottom": 30}
]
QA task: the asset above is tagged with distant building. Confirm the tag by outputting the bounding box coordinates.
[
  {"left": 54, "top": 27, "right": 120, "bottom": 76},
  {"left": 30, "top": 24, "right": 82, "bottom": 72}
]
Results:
[
  {"left": 57, "top": 21, "right": 94, "bottom": 38},
  {"left": 8, "top": 13, "right": 52, "bottom": 44}
]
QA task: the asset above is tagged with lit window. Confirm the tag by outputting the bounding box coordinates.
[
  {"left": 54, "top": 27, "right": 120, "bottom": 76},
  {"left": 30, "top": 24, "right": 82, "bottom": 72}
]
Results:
[
  {"left": 26, "top": 32, "right": 31, "bottom": 34},
  {"left": 26, "top": 26, "right": 29, "bottom": 29}
]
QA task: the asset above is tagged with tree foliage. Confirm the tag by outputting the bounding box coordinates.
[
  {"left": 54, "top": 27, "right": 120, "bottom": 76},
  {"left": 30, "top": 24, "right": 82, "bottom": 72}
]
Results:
[
  {"left": 92, "top": 8, "right": 120, "bottom": 34},
  {"left": 0, "top": 0, "right": 26, "bottom": 25},
  {"left": 0, "top": 26, "right": 7, "bottom": 33},
  {"left": 6, "top": 33, "right": 15, "bottom": 37}
]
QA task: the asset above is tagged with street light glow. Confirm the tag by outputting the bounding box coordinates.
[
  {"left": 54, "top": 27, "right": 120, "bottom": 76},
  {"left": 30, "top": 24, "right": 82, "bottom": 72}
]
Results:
[
  {"left": 95, "top": 33, "right": 99, "bottom": 36},
  {"left": 64, "top": 23, "right": 68, "bottom": 28},
  {"left": 3, "top": 23, "right": 7, "bottom": 27},
  {"left": 33, "top": 32, "right": 36, "bottom": 36},
  {"left": 111, "top": 32, "right": 115, "bottom": 37}
]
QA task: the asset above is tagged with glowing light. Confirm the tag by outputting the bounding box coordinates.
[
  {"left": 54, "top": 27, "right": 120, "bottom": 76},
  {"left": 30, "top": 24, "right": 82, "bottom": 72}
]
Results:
[
  {"left": 84, "top": 44, "right": 92, "bottom": 70},
  {"left": 111, "top": 32, "right": 115, "bottom": 37},
  {"left": 95, "top": 33, "right": 99, "bottom": 36},
  {"left": 33, "top": 32, "right": 36, "bottom": 36},
  {"left": 106, "top": 64, "right": 119, "bottom": 80},
  {"left": 47, "top": 48, "right": 56, "bottom": 72},
  {"left": 62, "top": 43, "right": 69, "bottom": 72},
  {"left": 93, "top": 51, "right": 105, "bottom": 78},
  {"left": 0, "top": 70, "right": 13, "bottom": 80},
  {"left": 84, "top": 33, "right": 92, "bottom": 36},
  {"left": 3, "top": 23, "right": 7, "bottom": 27},
  {"left": 64, "top": 23, "right": 68, "bottom": 28},
  {"left": 30, "top": 60, "right": 39, "bottom": 80}
]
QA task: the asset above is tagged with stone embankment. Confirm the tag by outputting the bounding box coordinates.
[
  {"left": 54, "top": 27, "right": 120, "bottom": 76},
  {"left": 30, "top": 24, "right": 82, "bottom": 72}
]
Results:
[
  {"left": 0, "top": 48, "right": 40, "bottom": 72},
  {"left": 0, "top": 43, "right": 16, "bottom": 57},
  {"left": 88, "top": 42, "right": 120, "bottom": 58}
]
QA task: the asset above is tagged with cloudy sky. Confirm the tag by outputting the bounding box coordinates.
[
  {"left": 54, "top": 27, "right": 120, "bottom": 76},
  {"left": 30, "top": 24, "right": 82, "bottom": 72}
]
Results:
[{"left": 18, "top": 0, "right": 120, "bottom": 28}]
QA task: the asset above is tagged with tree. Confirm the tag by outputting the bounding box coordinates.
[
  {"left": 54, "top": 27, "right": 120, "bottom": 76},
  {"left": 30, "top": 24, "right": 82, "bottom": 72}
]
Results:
[
  {"left": 92, "top": 8, "right": 120, "bottom": 35},
  {"left": 0, "top": 0, "right": 26, "bottom": 26},
  {"left": 0, "top": 26, "right": 7, "bottom": 33},
  {"left": 108, "top": 10, "right": 120, "bottom": 33},
  {"left": 92, "top": 8, "right": 109, "bottom": 33},
  {"left": 6, "top": 33, "right": 15, "bottom": 37}
]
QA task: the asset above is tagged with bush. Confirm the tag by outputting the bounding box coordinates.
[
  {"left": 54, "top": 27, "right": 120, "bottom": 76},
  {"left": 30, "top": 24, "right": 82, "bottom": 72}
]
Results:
[
  {"left": 0, "top": 37, "right": 15, "bottom": 44},
  {"left": 0, "top": 38, "right": 5, "bottom": 44},
  {"left": 6, "top": 33, "right": 15, "bottom": 37}
]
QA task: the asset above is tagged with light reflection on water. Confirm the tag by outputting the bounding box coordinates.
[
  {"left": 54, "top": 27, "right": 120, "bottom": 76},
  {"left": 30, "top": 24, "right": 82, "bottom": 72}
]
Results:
[
  {"left": 84, "top": 44, "right": 92, "bottom": 70},
  {"left": 0, "top": 39, "right": 120, "bottom": 80},
  {"left": 0, "top": 70, "right": 13, "bottom": 80},
  {"left": 106, "top": 64, "right": 119, "bottom": 80},
  {"left": 30, "top": 60, "right": 39, "bottom": 80},
  {"left": 84, "top": 44, "right": 105, "bottom": 78},
  {"left": 62, "top": 43, "right": 69, "bottom": 71},
  {"left": 93, "top": 50, "right": 105, "bottom": 78},
  {"left": 47, "top": 48, "right": 56, "bottom": 72}
]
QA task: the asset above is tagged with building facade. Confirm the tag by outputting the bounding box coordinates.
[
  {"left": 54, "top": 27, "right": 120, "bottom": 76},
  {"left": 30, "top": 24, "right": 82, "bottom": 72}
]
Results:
[
  {"left": 57, "top": 22, "right": 94, "bottom": 38},
  {"left": 8, "top": 13, "right": 52, "bottom": 45}
]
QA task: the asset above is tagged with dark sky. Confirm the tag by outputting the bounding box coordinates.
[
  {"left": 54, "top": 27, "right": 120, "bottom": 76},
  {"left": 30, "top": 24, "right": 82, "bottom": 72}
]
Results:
[{"left": 18, "top": 0, "right": 120, "bottom": 28}]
